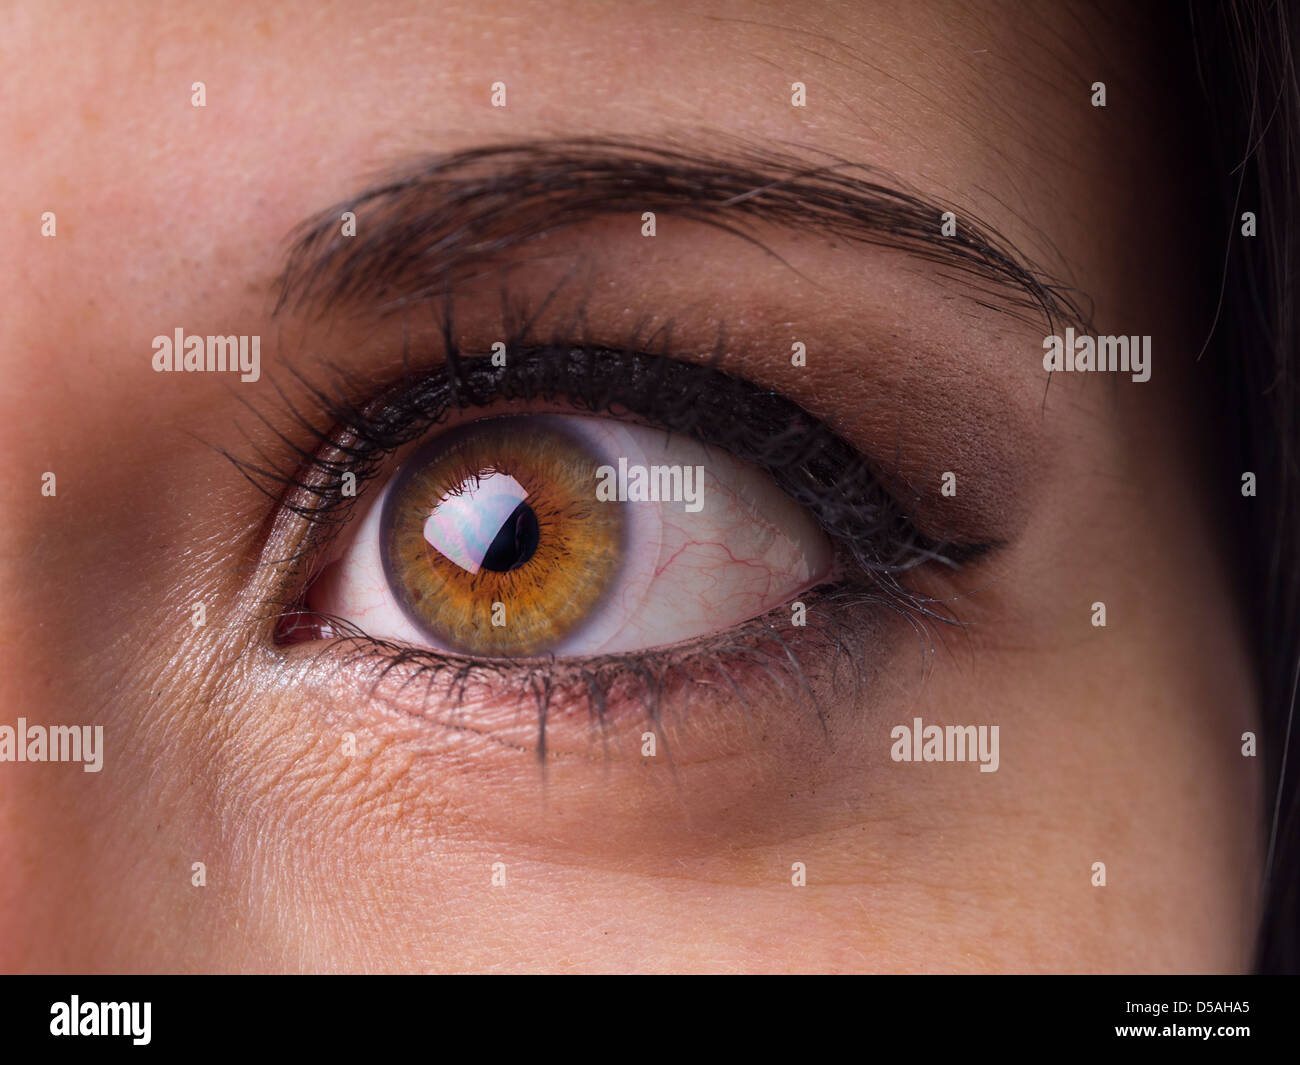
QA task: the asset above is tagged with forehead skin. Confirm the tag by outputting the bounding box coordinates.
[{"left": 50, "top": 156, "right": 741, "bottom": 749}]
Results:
[{"left": 0, "top": 0, "right": 1260, "bottom": 972}]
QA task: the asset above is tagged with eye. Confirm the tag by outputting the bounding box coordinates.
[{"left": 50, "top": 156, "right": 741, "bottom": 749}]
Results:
[{"left": 306, "top": 412, "right": 833, "bottom": 657}]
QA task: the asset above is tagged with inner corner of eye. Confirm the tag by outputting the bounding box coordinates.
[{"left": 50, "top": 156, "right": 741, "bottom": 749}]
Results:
[{"left": 295, "top": 412, "right": 834, "bottom": 659}]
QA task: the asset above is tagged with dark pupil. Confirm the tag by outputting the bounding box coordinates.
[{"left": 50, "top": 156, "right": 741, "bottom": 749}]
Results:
[{"left": 480, "top": 502, "right": 540, "bottom": 572}]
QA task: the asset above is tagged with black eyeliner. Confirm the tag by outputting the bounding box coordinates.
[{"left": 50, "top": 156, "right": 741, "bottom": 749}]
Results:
[{"left": 253, "top": 345, "right": 991, "bottom": 584}]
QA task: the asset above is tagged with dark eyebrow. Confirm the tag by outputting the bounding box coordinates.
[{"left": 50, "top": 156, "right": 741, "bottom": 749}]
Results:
[{"left": 274, "top": 135, "right": 1089, "bottom": 332}]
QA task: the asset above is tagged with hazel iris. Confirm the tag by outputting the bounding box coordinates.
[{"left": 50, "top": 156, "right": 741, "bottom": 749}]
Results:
[{"left": 380, "top": 416, "right": 625, "bottom": 656}]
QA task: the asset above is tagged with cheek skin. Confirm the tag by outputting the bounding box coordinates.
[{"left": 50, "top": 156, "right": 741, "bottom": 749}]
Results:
[{"left": 0, "top": 0, "right": 1262, "bottom": 974}]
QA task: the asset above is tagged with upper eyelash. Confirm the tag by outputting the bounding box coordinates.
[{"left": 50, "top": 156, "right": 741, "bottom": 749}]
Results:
[{"left": 239, "top": 345, "right": 990, "bottom": 570}]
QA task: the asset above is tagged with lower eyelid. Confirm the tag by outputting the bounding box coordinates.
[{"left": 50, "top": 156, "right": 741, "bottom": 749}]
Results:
[{"left": 279, "top": 570, "right": 910, "bottom": 759}]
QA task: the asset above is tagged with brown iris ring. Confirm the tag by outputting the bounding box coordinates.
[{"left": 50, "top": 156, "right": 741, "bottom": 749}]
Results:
[{"left": 379, "top": 415, "right": 626, "bottom": 656}]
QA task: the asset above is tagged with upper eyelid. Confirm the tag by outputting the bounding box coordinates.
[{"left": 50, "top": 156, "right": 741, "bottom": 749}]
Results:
[{"left": 248, "top": 341, "right": 992, "bottom": 598}]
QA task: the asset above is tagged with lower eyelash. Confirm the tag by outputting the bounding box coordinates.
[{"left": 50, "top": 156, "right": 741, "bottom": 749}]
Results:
[{"left": 275, "top": 560, "right": 964, "bottom": 762}]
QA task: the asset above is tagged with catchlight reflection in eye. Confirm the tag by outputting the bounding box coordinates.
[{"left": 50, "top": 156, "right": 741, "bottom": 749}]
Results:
[{"left": 309, "top": 414, "right": 833, "bottom": 657}]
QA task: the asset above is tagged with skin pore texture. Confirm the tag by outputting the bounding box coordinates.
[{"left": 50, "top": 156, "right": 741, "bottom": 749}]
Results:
[{"left": 0, "top": 0, "right": 1262, "bottom": 972}]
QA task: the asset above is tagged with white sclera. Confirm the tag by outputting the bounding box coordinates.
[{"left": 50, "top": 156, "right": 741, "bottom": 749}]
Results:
[{"left": 308, "top": 414, "right": 833, "bottom": 656}]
